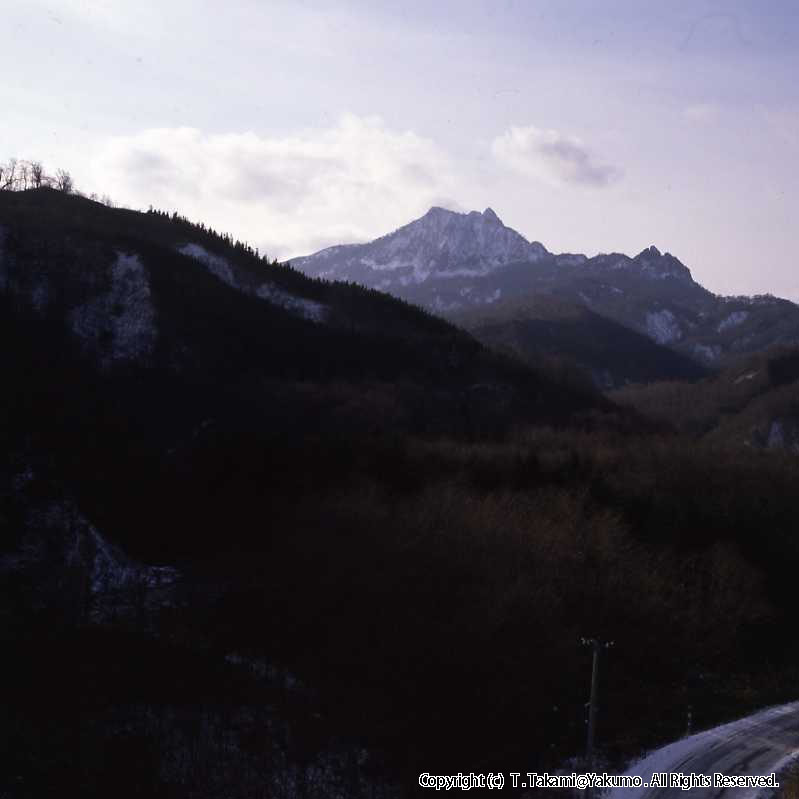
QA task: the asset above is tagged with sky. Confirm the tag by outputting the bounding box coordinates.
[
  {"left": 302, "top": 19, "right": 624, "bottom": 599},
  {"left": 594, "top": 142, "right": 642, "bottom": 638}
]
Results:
[{"left": 3, "top": 0, "right": 799, "bottom": 298}]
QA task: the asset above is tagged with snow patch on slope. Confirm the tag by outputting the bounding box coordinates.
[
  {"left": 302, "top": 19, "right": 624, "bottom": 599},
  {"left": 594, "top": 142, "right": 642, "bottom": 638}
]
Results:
[
  {"left": 1, "top": 485, "right": 179, "bottom": 623},
  {"left": 179, "top": 242, "right": 236, "bottom": 286},
  {"left": 693, "top": 343, "right": 722, "bottom": 363},
  {"left": 767, "top": 420, "right": 786, "bottom": 449},
  {"left": 84, "top": 524, "right": 178, "bottom": 596},
  {"left": 179, "top": 243, "right": 328, "bottom": 323},
  {"left": 485, "top": 288, "right": 502, "bottom": 304},
  {"left": 766, "top": 419, "right": 799, "bottom": 454},
  {"left": 69, "top": 253, "right": 157, "bottom": 366},
  {"left": 255, "top": 283, "right": 327, "bottom": 322},
  {"left": 718, "top": 310, "right": 750, "bottom": 333},
  {"left": 645, "top": 309, "right": 682, "bottom": 344}
]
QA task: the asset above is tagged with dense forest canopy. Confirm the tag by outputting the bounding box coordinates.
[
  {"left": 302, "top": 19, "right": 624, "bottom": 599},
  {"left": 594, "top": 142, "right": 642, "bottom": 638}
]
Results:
[{"left": 3, "top": 185, "right": 799, "bottom": 798}]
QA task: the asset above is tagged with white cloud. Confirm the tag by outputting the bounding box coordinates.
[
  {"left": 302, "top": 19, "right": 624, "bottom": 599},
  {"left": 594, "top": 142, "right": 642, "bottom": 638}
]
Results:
[
  {"left": 491, "top": 125, "right": 621, "bottom": 188},
  {"left": 23, "top": 0, "right": 163, "bottom": 37},
  {"left": 93, "top": 114, "right": 458, "bottom": 259},
  {"left": 683, "top": 103, "right": 719, "bottom": 123}
]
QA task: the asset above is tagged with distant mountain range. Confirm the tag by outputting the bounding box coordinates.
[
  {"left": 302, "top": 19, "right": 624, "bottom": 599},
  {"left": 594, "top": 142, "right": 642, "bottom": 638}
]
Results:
[{"left": 294, "top": 207, "right": 799, "bottom": 385}]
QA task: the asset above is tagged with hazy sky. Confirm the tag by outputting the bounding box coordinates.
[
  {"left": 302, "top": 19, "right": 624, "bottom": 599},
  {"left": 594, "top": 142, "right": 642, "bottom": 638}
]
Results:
[{"left": 3, "top": 0, "right": 799, "bottom": 298}]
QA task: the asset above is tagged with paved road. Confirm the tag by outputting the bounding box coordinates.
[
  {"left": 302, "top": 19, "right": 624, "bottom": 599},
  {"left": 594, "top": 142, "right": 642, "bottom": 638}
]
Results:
[{"left": 608, "top": 702, "right": 799, "bottom": 799}]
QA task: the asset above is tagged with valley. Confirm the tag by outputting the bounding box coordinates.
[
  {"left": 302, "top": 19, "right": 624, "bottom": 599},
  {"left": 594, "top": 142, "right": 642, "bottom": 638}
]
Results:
[{"left": 3, "top": 187, "right": 799, "bottom": 797}]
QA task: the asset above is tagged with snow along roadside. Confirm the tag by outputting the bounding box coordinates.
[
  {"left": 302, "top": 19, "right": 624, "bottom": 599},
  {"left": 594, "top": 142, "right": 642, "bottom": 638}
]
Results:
[{"left": 606, "top": 701, "right": 799, "bottom": 799}]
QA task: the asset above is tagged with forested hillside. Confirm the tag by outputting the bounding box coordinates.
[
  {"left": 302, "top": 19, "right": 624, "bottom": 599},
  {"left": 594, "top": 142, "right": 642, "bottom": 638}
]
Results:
[
  {"left": 612, "top": 346, "right": 799, "bottom": 449},
  {"left": 454, "top": 294, "right": 708, "bottom": 389},
  {"left": 5, "top": 188, "right": 799, "bottom": 798}
]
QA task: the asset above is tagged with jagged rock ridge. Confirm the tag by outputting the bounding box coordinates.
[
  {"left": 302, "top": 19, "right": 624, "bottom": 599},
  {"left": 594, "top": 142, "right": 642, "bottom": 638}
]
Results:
[{"left": 294, "top": 207, "right": 799, "bottom": 370}]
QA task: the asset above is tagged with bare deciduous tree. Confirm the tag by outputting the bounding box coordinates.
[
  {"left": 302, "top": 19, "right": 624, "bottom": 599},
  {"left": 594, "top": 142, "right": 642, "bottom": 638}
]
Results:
[
  {"left": 54, "top": 168, "right": 74, "bottom": 193},
  {"left": 0, "top": 157, "right": 18, "bottom": 190},
  {"left": 18, "top": 160, "right": 31, "bottom": 190},
  {"left": 30, "top": 160, "right": 45, "bottom": 188}
]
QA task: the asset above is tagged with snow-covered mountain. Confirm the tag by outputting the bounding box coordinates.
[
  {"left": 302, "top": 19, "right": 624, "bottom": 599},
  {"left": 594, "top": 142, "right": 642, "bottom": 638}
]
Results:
[
  {"left": 293, "top": 206, "right": 549, "bottom": 288},
  {"left": 294, "top": 207, "right": 799, "bottom": 370},
  {"left": 293, "top": 207, "right": 694, "bottom": 298}
]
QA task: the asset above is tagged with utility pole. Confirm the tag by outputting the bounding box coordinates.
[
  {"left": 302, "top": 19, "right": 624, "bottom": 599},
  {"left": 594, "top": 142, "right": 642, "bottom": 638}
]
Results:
[{"left": 581, "top": 638, "right": 613, "bottom": 770}]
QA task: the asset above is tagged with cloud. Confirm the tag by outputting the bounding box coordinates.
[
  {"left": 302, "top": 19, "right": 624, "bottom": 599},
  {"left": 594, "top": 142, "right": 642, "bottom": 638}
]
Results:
[
  {"left": 25, "top": 0, "right": 164, "bottom": 38},
  {"left": 491, "top": 125, "right": 621, "bottom": 188},
  {"left": 683, "top": 103, "right": 719, "bottom": 123},
  {"left": 93, "top": 114, "right": 458, "bottom": 259}
]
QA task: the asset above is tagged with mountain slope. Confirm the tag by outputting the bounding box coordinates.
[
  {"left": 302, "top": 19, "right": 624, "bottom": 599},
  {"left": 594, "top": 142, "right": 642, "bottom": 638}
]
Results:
[
  {"left": 7, "top": 188, "right": 799, "bottom": 799},
  {"left": 455, "top": 295, "right": 709, "bottom": 389},
  {"left": 0, "top": 189, "right": 623, "bottom": 792},
  {"left": 294, "top": 207, "right": 799, "bottom": 373},
  {"left": 294, "top": 206, "right": 548, "bottom": 288},
  {"left": 0, "top": 188, "right": 623, "bottom": 563},
  {"left": 0, "top": 189, "right": 613, "bottom": 444},
  {"left": 611, "top": 346, "right": 799, "bottom": 449}
]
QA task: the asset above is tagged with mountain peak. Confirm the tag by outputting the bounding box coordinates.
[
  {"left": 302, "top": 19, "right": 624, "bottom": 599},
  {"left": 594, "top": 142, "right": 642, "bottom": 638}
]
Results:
[
  {"left": 636, "top": 245, "right": 662, "bottom": 259},
  {"left": 294, "top": 204, "right": 548, "bottom": 287},
  {"left": 628, "top": 245, "right": 694, "bottom": 283},
  {"left": 425, "top": 205, "right": 454, "bottom": 216},
  {"left": 422, "top": 205, "right": 502, "bottom": 226}
]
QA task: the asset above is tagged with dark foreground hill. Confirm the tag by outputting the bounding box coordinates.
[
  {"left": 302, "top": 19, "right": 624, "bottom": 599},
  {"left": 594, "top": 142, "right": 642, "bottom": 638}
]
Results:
[
  {"left": 5, "top": 189, "right": 799, "bottom": 799},
  {"left": 0, "top": 189, "right": 609, "bottom": 441},
  {"left": 0, "top": 188, "right": 628, "bottom": 566}
]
